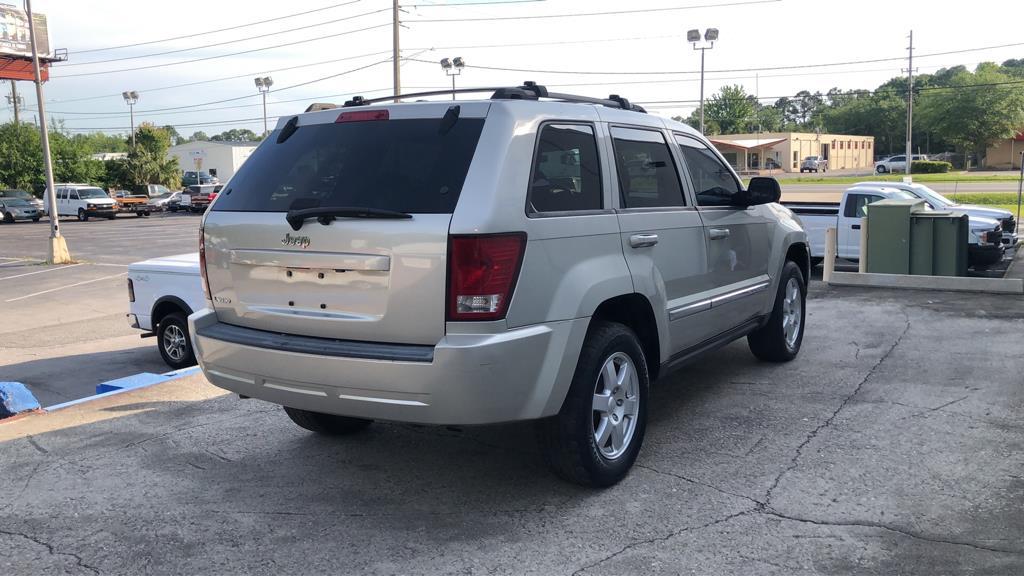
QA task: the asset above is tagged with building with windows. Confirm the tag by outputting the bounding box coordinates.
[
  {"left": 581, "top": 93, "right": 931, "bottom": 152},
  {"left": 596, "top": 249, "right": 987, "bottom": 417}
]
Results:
[
  {"left": 166, "top": 140, "right": 259, "bottom": 182},
  {"left": 709, "top": 132, "right": 875, "bottom": 173}
]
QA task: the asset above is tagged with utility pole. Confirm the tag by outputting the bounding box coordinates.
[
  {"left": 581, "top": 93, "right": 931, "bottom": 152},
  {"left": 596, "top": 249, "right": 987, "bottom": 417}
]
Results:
[
  {"left": 392, "top": 0, "right": 400, "bottom": 101},
  {"left": 26, "top": 0, "right": 70, "bottom": 263},
  {"left": 9, "top": 80, "right": 20, "bottom": 125},
  {"left": 903, "top": 30, "right": 915, "bottom": 179}
]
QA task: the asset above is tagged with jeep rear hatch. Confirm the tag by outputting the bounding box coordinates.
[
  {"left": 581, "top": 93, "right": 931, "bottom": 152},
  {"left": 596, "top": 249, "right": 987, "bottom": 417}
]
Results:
[{"left": 202, "top": 102, "right": 488, "bottom": 346}]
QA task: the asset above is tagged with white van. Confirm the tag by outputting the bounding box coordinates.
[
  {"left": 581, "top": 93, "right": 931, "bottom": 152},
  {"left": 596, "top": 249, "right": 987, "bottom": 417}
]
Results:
[{"left": 47, "top": 184, "right": 117, "bottom": 221}]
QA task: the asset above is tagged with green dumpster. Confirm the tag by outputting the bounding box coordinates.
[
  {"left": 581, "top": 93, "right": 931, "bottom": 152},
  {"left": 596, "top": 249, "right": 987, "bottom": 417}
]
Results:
[
  {"left": 866, "top": 199, "right": 923, "bottom": 274},
  {"left": 865, "top": 198, "right": 969, "bottom": 277}
]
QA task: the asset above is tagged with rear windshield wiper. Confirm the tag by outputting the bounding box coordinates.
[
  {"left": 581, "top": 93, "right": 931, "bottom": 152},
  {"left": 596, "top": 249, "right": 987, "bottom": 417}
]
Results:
[{"left": 286, "top": 206, "right": 412, "bottom": 230}]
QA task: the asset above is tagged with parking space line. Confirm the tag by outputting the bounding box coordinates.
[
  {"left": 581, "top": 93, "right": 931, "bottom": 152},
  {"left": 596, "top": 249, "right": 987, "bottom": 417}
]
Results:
[
  {"left": 5, "top": 272, "right": 127, "bottom": 302},
  {"left": 0, "top": 259, "right": 44, "bottom": 267},
  {"left": 0, "top": 263, "right": 84, "bottom": 281}
]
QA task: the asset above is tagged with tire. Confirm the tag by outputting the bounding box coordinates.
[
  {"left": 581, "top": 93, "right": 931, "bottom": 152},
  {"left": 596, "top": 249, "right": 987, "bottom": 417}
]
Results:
[
  {"left": 876, "top": 165, "right": 887, "bottom": 174},
  {"left": 77, "top": 208, "right": 88, "bottom": 222},
  {"left": 142, "top": 211, "right": 150, "bottom": 217},
  {"left": 135, "top": 212, "right": 143, "bottom": 217},
  {"left": 283, "top": 407, "right": 373, "bottom": 435},
  {"left": 32, "top": 217, "right": 40, "bottom": 222},
  {"left": 2, "top": 212, "right": 12, "bottom": 223},
  {"left": 748, "top": 260, "right": 806, "bottom": 362},
  {"left": 537, "top": 321, "right": 649, "bottom": 487},
  {"left": 156, "top": 312, "right": 196, "bottom": 369}
]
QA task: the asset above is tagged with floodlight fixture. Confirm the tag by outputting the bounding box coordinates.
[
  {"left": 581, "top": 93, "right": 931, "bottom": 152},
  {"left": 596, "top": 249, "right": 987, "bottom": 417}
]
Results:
[
  {"left": 440, "top": 58, "right": 452, "bottom": 70},
  {"left": 687, "top": 29, "right": 701, "bottom": 42},
  {"left": 704, "top": 28, "right": 719, "bottom": 42},
  {"left": 452, "top": 57, "right": 465, "bottom": 69}
]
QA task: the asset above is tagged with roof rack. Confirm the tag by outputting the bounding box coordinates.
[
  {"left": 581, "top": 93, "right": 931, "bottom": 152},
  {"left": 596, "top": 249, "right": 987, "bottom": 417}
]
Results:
[{"left": 335, "top": 82, "right": 646, "bottom": 113}]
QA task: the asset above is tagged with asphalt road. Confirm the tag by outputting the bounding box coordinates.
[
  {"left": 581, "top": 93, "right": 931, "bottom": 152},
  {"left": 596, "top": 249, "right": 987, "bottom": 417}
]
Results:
[
  {"left": 1, "top": 283, "right": 1022, "bottom": 575},
  {"left": 0, "top": 213, "right": 201, "bottom": 406}
]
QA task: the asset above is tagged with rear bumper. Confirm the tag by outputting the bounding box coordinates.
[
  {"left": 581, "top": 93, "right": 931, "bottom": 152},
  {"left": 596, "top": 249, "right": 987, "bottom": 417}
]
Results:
[{"left": 189, "top": 308, "right": 588, "bottom": 425}]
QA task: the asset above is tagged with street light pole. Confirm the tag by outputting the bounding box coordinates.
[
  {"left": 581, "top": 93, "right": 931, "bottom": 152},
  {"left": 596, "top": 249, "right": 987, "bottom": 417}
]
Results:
[
  {"left": 688, "top": 28, "right": 718, "bottom": 135},
  {"left": 122, "top": 91, "right": 139, "bottom": 147},
  {"left": 7, "top": 80, "right": 21, "bottom": 125},
  {"left": 26, "top": 0, "right": 70, "bottom": 263},
  {"left": 440, "top": 57, "right": 465, "bottom": 101},
  {"left": 254, "top": 76, "right": 273, "bottom": 136},
  {"left": 903, "top": 30, "right": 915, "bottom": 178}
]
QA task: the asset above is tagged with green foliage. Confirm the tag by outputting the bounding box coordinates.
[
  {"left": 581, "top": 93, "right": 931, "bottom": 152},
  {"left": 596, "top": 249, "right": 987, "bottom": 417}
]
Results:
[
  {"left": 0, "top": 122, "right": 43, "bottom": 191},
  {"left": 188, "top": 131, "right": 210, "bottom": 142},
  {"left": 910, "top": 160, "right": 952, "bottom": 173},
  {"left": 704, "top": 85, "right": 755, "bottom": 135},
  {"left": 210, "top": 128, "right": 259, "bottom": 142},
  {"left": 108, "top": 124, "right": 181, "bottom": 189}
]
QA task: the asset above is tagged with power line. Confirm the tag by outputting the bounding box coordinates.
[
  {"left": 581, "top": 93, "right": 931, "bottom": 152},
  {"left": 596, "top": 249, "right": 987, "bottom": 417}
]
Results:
[
  {"left": 405, "top": 0, "right": 781, "bottom": 22},
  {"left": 52, "top": 22, "right": 392, "bottom": 78},
  {"left": 70, "top": 0, "right": 366, "bottom": 54},
  {"left": 60, "top": 7, "right": 391, "bottom": 67},
  {"left": 404, "top": 0, "right": 544, "bottom": 6}
]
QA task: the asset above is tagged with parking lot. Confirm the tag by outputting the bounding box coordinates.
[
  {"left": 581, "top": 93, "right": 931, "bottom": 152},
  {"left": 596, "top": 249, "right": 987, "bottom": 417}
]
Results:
[
  {"left": 0, "top": 213, "right": 200, "bottom": 406},
  {"left": 1, "top": 282, "right": 1022, "bottom": 575}
]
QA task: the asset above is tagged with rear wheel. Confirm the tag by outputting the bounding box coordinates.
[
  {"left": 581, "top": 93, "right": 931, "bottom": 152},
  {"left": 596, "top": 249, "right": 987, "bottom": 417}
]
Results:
[
  {"left": 283, "top": 407, "right": 373, "bottom": 435},
  {"left": 537, "top": 321, "right": 648, "bottom": 487},
  {"left": 135, "top": 212, "right": 143, "bottom": 217},
  {"left": 77, "top": 208, "right": 88, "bottom": 222},
  {"left": 156, "top": 312, "right": 196, "bottom": 369},
  {"left": 748, "top": 260, "right": 806, "bottom": 362}
]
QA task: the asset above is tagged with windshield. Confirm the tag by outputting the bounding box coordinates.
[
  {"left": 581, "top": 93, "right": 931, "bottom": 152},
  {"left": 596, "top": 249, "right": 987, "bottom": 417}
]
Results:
[
  {"left": 153, "top": 192, "right": 173, "bottom": 200},
  {"left": 213, "top": 118, "right": 485, "bottom": 214},
  {"left": 3, "top": 198, "right": 30, "bottom": 206},
  {"left": 2, "top": 190, "right": 33, "bottom": 200},
  {"left": 77, "top": 188, "right": 109, "bottom": 199},
  {"left": 909, "top": 185, "right": 952, "bottom": 207},
  {"left": 890, "top": 190, "right": 917, "bottom": 200}
]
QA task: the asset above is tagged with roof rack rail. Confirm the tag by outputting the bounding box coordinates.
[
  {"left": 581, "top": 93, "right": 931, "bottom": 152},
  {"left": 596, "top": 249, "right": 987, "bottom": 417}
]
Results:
[{"left": 330, "top": 82, "right": 645, "bottom": 113}]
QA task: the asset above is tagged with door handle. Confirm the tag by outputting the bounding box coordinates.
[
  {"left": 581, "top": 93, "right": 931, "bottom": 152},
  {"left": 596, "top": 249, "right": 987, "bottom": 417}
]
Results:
[
  {"left": 708, "top": 228, "right": 731, "bottom": 240},
  {"left": 852, "top": 224, "right": 861, "bottom": 230},
  {"left": 629, "top": 233, "right": 659, "bottom": 248}
]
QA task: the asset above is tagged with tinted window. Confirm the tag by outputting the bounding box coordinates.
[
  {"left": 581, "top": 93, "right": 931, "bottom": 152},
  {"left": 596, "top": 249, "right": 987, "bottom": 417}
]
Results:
[
  {"left": 213, "top": 118, "right": 485, "bottom": 214},
  {"left": 844, "top": 194, "right": 882, "bottom": 218},
  {"left": 528, "top": 124, "right": 601, "bottom": 213},
  {"left": 675, "top": 135, "right": 742, "bottom": 207},
  {"left": 611, "top": 127, "right": 684, "bottom": 208}
]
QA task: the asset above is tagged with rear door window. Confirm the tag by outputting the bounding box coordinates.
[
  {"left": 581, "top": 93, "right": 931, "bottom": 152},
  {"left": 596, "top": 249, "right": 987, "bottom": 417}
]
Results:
[
  {"left": 528, "top": 123, "right": 601, "bottom": 213},
  {"left": 611, "top": 127, "right": 685, "bottom": 208},
  {"left": 213, "top": 117, "right": 485, "bottom": 214}
]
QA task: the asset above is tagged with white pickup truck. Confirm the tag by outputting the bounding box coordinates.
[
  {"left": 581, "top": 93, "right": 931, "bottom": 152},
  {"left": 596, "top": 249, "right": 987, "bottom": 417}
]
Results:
[
  {"left": 127, "top": 253, "right": 205, "bottom": 369},
  {"left": 782, "top": 184, "right": 1005, "bottom": 268}
]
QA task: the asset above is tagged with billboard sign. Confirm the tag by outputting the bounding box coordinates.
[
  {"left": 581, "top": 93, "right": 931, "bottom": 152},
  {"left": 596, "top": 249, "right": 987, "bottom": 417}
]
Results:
[{"left": 0, "top": 6, "right": 50, "bottom": 60}]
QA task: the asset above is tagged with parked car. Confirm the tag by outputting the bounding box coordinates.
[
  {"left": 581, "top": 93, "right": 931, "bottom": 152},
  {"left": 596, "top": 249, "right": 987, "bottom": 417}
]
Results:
[
  {"left": 0, "top": 198, "right": 42, "bottom": 223},
  {"left": 182, "top": 171, "right": 219, "bottom": 187},
  {"left": 128, "top": 253, "right": 204, "bottom": 369},
  {"left": 131, "top": 184, "right": 174, "bottom": 198},
  {"left": 782, "top": 185, "right": 1004, "bottom": 267},
  {"left": 799, "top": 156, "right": 828, "bottom": 173},
  {"left": 0, "top": 189, "right": 44, "bottom": 213},
  {"left": 874, "top": 154, "right": 928, "bottom": 174},
  {"left": 112, "top": 190, "right": 151, "bottom": 217},
  {"left": 190, "top": 84, "right": 811, "bottom": 487},
  {"left": 181, "top": 184, "right": 220, "bottom": 213},
  {"left": 45, "top": 183, "right": 117, "bottom": 221},
  {"left": 148, "top": 191, "right": 180, "bottom": 212},
  {"left": 764, "top": 158, "right": 782, "bottom": 170},
  {"left": 855, "top": 180, "right": 1017, "bottom": 246}
]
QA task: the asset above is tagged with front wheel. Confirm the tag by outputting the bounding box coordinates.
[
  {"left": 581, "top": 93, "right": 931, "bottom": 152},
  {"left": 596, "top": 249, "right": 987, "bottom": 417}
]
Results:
[
  {"left": 748, "top": 260, "right": 806, "bottom": 362},
  {"left": 77, "top": 208, "right": 88, "bottom": 222},
  {"left": 876, "top": 165, "right": 887, "bottom": 174},
  {"left": 537, "top": 321, "right": 649, "bottom": 487},
  {"left": 283, "top": 407, "right": 373, "bottom": 435},
  {"left": 157, "top": 312, "right": 196, "bottom": 369},
  {"left": 32, "top": 217, "right": 40, "bottom": 222},
  {"left": 2, "top": 212, "right": 13, "bottom": 223}
]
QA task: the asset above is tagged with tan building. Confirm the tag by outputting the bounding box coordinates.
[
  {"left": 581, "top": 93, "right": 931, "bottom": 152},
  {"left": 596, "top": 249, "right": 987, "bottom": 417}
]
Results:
[
  {"left": 985, "top": 132, "right": 1023, "bottom": 170},
  {"left": 709, "top": 132, "right": 876, "bottom": 173}
]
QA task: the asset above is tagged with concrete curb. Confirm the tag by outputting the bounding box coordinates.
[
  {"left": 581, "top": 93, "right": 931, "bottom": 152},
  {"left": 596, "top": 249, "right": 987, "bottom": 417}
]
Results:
[
  {"left": 44, "top": 366, "right": 201, "bottom": 412},
  {"left": 829, "top": 271, "right": 1024, "bottom": 294}
]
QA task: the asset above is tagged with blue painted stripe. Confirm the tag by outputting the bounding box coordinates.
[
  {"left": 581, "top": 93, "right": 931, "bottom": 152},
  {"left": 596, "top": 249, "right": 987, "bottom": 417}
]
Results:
[{"left": 44, "top": 365, "right": 204, "bottom": 412}]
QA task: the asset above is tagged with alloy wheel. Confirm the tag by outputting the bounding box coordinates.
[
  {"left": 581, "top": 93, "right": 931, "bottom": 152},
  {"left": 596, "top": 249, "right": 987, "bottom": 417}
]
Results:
[{"left": 591, "top": 352, "right": 640, "bottom": 460}]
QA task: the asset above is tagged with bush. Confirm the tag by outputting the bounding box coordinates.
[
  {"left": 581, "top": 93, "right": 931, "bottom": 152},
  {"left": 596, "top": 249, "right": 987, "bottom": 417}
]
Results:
[{"left": 911, "top": 160, "right": 953, "bottom": 173}]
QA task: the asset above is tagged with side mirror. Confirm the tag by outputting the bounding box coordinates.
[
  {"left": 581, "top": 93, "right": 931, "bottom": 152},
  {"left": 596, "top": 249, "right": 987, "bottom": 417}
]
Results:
[{"left": 742, "top": 177, "right": 781, "bottom": 206}]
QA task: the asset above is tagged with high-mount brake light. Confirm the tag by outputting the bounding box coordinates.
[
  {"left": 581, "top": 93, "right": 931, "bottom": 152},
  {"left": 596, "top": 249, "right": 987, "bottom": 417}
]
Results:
[
  {"left": 336, "top": 110, "right": 389, "bottom": 123},
  {"left": 447, "top": 233, "right": 526, "bottom": 321}
]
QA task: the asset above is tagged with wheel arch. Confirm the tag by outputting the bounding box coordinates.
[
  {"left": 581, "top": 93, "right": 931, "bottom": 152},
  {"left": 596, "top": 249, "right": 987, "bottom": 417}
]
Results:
[
  {"left": 590, "top": 293, "right": 662, "bottom": 382},
  {"left": 785, "top": 241, "right": 811, "bottom": 285},
  {"left": 151, "top": 296, "right": 193, "bottom": 329}
]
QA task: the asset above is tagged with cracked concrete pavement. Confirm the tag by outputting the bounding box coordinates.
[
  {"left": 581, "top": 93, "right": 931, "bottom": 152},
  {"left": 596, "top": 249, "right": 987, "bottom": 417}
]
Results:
[{"left": 1, "top": 282, "right": 1022, "bottom": 575}]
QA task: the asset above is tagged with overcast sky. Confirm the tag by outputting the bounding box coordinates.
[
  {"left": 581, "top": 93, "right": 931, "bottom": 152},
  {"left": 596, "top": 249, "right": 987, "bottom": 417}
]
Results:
[{"left": 9, "top": 0, "right": 1024, "bottom": 136}]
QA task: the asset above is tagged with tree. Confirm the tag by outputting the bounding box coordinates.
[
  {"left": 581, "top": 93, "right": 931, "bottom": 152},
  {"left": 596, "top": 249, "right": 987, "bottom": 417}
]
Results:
[
  {"left": 704, "top": 85, "right": 756, "bottom": 135},
  {"left": 188, "top": 131, "right": 209, "bottom": 142},
  {"left": 918, "top": 65, "right": 1024, "bottom": 165},
  {"left": 210, "top": 128, "right": 259, "bottom": 142},
  {"left": 110, "top": 123, "right": 181, "bottom": 188},
  {"left": 162, "top": 125, "right": 182, "bottom": 146},
  {"left": 0, "top": 122, "right": 43, "bottom": 191}
]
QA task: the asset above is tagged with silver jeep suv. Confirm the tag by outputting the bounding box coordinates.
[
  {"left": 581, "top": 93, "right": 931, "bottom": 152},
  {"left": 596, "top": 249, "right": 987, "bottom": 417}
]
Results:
[{"left": 191, "top": 83, "right": 810, "bottom": 486}]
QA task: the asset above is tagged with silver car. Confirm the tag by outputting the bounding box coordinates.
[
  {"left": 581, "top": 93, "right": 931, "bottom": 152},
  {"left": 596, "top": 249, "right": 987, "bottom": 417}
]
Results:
[
  {"left": 0, "top": 198, "right": 42, "bottom": 223},
  {"left": 191, "top": 84, "right": 810, "bottom": 486}
]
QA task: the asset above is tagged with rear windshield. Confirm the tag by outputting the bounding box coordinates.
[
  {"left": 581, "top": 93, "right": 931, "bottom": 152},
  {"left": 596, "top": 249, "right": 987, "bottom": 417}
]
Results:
[{"left": 213, "top": 117, "right": 485, "bottom": 214}]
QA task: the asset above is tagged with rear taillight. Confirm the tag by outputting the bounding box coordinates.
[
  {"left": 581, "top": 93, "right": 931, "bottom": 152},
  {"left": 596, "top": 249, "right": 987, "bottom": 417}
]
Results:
[
  {"left": 127, "top": 278, "right": 135, "bottom": 303},
  {"left": 199, "top": 229, "right": 211, "bottom": 301},
  {"left": 447, "top": 233, "right": 526, "bottom": 321}
]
